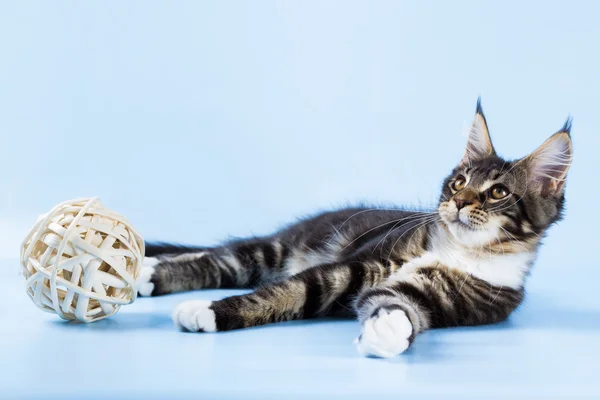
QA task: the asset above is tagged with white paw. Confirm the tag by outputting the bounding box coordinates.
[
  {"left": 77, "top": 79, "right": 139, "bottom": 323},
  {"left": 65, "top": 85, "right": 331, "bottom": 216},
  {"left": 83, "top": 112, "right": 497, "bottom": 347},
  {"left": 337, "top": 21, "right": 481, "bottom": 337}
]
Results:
[
  {"left": 355, "top": 308, "right": 413, "bottom": 358},
  {"left": 137, "top": 257, "right": 159, "bottom": 296},
  {"left": 172, "top": 300, "right": 217, "bottom": 332}
]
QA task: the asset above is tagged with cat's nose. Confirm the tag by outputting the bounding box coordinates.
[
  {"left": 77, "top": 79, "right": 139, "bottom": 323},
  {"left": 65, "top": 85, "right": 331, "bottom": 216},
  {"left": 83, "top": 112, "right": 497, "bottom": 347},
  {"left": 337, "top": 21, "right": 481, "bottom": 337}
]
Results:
[
  {"left": 453, "top": 189, "right": 480, "bottom": 210},
  {"left": 454, "top": 198, "right": 473, "bottom": 210}
]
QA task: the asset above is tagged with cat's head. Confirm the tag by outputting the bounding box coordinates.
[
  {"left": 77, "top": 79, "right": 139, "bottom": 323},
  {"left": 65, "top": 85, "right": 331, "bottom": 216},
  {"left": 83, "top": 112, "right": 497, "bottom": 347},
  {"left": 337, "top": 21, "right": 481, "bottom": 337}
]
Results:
[{"left": 438, "top": 99, "right": 573, "bottom": 248}]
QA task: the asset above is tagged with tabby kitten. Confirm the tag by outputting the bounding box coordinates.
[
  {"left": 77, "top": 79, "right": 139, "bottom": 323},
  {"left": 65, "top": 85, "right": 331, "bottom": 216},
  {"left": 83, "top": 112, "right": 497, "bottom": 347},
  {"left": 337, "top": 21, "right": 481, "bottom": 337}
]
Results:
[{"left": 138, "top": 100, "right": 572, "bottom": 358}]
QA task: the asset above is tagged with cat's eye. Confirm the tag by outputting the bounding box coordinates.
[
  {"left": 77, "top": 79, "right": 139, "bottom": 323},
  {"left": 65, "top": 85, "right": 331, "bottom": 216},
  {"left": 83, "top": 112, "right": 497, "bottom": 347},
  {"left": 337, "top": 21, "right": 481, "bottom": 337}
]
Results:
[
  {"left": 451, "top": 176, "right": 467, "bottom": 191},
  {"left": 490, "top": 185, "right": 510, "bottom": 200}
]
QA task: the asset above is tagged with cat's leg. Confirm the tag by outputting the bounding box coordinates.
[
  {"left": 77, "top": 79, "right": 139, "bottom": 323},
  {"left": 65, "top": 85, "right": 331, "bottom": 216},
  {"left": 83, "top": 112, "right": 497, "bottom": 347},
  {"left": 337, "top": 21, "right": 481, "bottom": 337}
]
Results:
[
  {"left": 171, "top": 259, "right": 394, "bottom": 332},
  {"left": 354, "top": 265, "right": 524, "bottom": 358},
  {"left": 138, "top": 238, "right": 290, "bottom": 296}
]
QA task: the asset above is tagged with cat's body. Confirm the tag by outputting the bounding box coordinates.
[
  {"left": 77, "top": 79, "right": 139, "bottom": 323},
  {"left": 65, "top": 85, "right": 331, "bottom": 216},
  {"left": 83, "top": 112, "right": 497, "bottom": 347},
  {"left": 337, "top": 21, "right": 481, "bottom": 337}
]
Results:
[{"left": 139, "top": 100, "right": 572, "bottom": 358}]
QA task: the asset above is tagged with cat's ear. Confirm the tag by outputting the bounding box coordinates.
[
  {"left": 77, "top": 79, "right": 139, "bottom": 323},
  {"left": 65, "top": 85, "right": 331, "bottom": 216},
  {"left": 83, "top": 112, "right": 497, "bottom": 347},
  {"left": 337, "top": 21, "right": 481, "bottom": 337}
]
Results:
[
  {"left": 522, "top": 119, "right": 573, "bottom": 197},
  {"left": 460, "top": 98, "right": 496, "bottom": 166}
]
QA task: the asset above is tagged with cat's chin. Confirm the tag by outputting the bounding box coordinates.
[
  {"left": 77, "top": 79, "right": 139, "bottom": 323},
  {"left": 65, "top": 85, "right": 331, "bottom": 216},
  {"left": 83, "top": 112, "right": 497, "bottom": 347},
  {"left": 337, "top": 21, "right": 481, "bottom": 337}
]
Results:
[
  {"left": 442, "top": 219, "right": 500, "bottom": 247},
  {"left": 447, "top": 221, "right": 480, "bottom": 237},
  {"left": 441, "top": 216, "right": 476, "bottom": 231}
]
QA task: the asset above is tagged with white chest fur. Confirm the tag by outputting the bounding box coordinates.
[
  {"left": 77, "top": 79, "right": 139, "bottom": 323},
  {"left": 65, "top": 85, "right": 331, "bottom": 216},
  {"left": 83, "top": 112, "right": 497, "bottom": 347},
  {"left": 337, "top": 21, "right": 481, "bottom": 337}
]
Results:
[{"left": 391, "top": 229, "right": 535, "bottom": 289}]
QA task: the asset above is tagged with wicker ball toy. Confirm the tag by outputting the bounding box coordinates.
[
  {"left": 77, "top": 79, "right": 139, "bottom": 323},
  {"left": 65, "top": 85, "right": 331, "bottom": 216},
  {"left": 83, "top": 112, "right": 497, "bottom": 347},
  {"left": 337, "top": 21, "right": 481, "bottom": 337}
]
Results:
[{"left": 20, "top": 197, "right": 144, "bottom": 323}]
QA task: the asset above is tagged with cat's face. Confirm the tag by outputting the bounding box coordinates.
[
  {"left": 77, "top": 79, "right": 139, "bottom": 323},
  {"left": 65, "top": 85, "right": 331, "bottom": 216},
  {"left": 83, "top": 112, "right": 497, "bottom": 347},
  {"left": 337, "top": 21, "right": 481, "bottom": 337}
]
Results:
[{"left": 438, "top": 100, "right": 572, "bottom": 248}]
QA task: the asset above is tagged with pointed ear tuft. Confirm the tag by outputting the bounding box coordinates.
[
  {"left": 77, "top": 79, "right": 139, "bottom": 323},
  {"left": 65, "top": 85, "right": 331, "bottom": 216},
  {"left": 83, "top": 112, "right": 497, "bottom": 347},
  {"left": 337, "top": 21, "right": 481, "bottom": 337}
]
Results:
[
  {"left": 476, "top": 96, "right": 483, "bottom": 115},
  {"left": 461, "top": 98, "right": 495, "bottom": 166},
  {"left": 523, "top": 123, "right": 573, "bottom": 197},
  {"left": 560, "top": 116, "right": 573, "bottom": 135}
]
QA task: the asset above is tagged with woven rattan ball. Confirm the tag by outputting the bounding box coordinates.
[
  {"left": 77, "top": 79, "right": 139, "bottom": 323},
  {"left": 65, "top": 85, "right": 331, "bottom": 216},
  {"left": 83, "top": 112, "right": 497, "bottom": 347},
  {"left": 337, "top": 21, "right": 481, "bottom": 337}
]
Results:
[{"left": 20, "top": 197, "right": 145, "bottom": 323}]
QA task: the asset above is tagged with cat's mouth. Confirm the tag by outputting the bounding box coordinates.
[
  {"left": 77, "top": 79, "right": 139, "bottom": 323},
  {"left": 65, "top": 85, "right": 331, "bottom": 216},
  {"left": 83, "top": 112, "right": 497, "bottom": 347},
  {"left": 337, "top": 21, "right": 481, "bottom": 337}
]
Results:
[
  {"left": 448, "top": 218, "right": 476, "bottom": 230},
  {"left": 438, "top": 203, "right": 489, "bottom": 232},
  {"left": 454, "top": 219, "right": 472, "bottom": 228},
  {"left": 443, "top": 212, "right": 484, "bottom": 231}
]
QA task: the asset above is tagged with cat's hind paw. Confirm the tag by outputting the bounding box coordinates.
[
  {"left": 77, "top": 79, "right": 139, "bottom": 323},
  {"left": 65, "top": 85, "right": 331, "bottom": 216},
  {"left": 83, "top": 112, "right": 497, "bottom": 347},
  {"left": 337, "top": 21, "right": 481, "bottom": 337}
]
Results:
[
  {"left": 172, "top": 300, "right": 217, "bottom": 332},
  {"left": 355, "top": 308, "right": 413, "bottom": 358}
]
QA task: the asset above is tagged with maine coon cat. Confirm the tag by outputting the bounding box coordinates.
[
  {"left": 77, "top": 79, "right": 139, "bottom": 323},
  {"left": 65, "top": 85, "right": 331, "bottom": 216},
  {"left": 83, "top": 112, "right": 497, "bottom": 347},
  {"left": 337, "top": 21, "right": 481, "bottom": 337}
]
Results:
[{"left": 138, "top": 100, "right": 572, "bottom": 358}]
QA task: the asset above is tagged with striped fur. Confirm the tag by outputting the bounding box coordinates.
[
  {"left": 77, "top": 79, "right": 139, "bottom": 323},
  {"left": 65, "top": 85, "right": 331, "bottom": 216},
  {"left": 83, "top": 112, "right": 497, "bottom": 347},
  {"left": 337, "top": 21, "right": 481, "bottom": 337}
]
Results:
[{"left": 141, "top": 100, "right": 572, "bottom": 358}]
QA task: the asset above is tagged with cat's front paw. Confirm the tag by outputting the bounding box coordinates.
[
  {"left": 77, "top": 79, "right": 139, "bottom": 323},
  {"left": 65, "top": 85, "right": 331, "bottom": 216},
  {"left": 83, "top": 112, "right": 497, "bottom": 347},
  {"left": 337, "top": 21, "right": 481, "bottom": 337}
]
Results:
[
  {"left": 172, "top": 300, "right": 217, "bottom": 332},
  {"left": 355, "top": 308, "right": 413, "bottom": 358},
  {"left": 136, "top": 257, "right": 160, "bottom": 296}
]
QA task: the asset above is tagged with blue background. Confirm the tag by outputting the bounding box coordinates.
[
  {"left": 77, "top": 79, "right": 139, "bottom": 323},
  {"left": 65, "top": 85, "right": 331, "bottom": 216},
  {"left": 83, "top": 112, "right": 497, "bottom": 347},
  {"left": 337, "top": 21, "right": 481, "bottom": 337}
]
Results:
[{"left": 1, "top": 1, "right": 599, "bottom": 399}]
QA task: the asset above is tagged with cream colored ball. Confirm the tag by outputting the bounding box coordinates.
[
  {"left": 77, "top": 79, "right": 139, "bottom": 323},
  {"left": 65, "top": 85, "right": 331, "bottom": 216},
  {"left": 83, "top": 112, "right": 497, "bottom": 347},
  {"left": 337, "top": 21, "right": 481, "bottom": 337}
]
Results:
[{"left": 20, "top": 197, "right": 145, "bottom": 323}]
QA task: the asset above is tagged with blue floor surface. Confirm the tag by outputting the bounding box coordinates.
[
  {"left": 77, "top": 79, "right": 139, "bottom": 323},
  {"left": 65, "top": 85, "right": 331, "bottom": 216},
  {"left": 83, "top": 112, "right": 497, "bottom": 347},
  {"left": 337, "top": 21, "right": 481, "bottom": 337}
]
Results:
[{"left": 2, "top": 259, "right": 600, "bottom": 400}]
